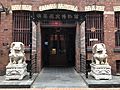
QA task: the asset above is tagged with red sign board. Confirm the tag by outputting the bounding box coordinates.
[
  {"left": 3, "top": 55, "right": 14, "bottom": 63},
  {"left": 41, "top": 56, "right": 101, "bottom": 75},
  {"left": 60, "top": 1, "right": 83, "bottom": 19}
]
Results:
[{"left": 49, "top": 21, "right": 62, "bottom": 26}]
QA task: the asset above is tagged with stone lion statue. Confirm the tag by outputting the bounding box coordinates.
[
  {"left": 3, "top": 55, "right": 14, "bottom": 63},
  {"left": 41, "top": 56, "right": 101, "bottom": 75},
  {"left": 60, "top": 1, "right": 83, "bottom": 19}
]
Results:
[
  {"left": 92, "top": 43, "right": 108, "bottom": 65},
  {"left": 9, "top": 42, "right": 26, "bottom": 64}
]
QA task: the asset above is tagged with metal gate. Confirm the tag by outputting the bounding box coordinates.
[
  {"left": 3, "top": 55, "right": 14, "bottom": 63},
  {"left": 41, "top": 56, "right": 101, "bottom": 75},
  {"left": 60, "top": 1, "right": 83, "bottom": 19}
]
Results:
[
  {"left": 86, "top": 12, "right": 104, "bottom": 47},
  {"left": 12, "top": 11, "right": 31, "bottom": 46}
]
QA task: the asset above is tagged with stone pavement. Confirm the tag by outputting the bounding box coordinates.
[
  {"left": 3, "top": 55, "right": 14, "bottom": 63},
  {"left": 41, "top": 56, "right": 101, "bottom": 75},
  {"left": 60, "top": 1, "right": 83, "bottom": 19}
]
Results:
[
  {"left": 80, "top": 73, "right": 120, "bottom": 88},
  {"left": 0, "top": 73, "right": 38, "bottom": 88},
  {"left": 31, "top": 67, "right": 88, "bottom": 88}
]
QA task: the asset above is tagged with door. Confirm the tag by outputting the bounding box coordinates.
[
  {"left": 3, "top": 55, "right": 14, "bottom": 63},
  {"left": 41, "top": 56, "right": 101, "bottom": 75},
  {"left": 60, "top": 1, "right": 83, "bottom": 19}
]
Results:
[
  {"left": 42, "top": 27, "right": 76, "bottom": 67},
  {"left": 48, "top": 29, "right": 67, "bottom": 66}
]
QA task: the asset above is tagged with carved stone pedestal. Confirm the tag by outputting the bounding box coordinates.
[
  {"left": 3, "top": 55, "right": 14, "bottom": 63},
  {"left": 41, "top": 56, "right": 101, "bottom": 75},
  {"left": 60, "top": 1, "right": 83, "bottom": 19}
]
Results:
[
  {"left": 90, "top": 63, "right": 112, "bottom": 80},
  {"left": 6, "top": 63, "right": 28, "bottom": 80}
]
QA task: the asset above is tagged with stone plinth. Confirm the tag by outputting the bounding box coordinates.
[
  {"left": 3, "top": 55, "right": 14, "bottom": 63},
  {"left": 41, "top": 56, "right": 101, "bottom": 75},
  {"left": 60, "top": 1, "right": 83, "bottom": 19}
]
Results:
[
  {"left": 90, "top": 63, "right": 112, "bottom": 80},
  {"left": 6, "top": 63, "right": 28, "bottom": 80}
]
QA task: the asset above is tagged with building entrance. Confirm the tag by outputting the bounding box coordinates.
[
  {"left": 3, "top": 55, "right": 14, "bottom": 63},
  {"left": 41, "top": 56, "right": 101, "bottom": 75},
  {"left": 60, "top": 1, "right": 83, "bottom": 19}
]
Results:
[
  {"left": 42, "top": 27, "right": 76, "bottom": 67},
  {"left": 32, "top": 9, "right": 85, "bottom": 72}
]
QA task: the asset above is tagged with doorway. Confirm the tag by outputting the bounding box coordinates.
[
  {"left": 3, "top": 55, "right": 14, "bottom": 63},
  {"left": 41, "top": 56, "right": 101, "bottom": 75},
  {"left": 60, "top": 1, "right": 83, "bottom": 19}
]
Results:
[{"left": 42, "top": 27, "right": 76, "bottom": 67}]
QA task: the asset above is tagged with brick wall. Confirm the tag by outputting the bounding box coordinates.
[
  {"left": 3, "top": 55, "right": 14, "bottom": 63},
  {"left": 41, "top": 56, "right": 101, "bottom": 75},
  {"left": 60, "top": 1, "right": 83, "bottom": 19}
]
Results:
[
  {"left": 0, "top": 12, "right": 12, "bottom": 75},
  {"left": 103, "top": 2, "right": 116, "bottom": 74}
]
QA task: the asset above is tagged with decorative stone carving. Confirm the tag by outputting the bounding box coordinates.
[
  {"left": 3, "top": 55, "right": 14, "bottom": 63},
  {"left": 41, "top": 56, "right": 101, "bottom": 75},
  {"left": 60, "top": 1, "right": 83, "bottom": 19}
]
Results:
[
  {"left": 90, "top": 43, "right": 112, "bottom": 80},
  {"left": 6, "top": 42, "right": 28, "bottom": 80},
  {"left": 85, "top": 5, "right": 105, "bottom": 11},
  {"left": 6, "top": 64, "right": 28, "bottom": 80},
  {"left": 39, "top": 4, "right": 78, "bottom": 11},
  {"left": 11, "top": 5, "right": 32, "bottom": 11},
  {"left": 90, "top": 64, "right": 112, "bottom": 80}
]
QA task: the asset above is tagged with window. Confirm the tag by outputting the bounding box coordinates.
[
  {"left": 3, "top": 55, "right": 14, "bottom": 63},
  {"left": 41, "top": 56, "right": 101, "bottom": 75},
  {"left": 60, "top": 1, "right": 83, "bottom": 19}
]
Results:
[
  {"left": 12, "top": 11, "right": 31, "bottom": 47},
  {"left": 86, "top": 12, "right": 104, "bottom": 47},
  {"left": 116, "top": 60, "right": 120, "bottom": 74},
  {"left": 115, "top": 12, "right": 120, "bottom": 47}
]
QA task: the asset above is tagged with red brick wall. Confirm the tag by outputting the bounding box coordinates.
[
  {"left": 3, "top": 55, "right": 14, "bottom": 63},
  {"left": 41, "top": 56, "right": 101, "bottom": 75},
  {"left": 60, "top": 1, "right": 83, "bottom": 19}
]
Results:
[
  {"left": 104, "top": 13, "right": 116, "bottom": 74},
  {"left": 0, "top": 12, "right": 12, "bottom": 75},
  {"left": 103, "top": 2, "right": 116, "bottom": 74}
]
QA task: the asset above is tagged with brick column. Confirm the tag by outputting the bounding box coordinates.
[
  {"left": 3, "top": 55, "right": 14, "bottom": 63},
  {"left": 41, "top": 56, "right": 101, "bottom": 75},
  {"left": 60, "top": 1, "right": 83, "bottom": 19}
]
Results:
[
  {"left": 80, "top": 21, "right": 86, "bottom": 73},
  {"left": 75, "top": 22, "right": 80, "bottom": 72},
  {"left": 104, "top": 3, "right": 116, "bottom": 74},
  {"left": 36, "top": 22, "right": 42, "bottom": 73}
]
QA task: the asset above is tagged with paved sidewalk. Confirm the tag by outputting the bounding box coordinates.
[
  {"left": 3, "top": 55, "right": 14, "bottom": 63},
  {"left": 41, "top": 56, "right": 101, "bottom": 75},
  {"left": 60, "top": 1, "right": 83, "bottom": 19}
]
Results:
[
  {"left": 0, "top": 73, "right": 38, "bottom": 88},
  {"left": 31, "top": 67, "right": 88, "bottom": 88},
  {"left": 80, "top": 73, "right": 120, "bottom": 88}
]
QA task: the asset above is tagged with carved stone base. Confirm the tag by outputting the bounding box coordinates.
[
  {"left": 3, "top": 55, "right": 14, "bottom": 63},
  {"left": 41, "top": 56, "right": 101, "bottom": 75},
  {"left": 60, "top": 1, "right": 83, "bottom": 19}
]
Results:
[
  {"left": 5, "top": 63, "right": 28, "bottom": 80},
  {"left": 90, "top": 63, "right": 112, "bottom": 80}
]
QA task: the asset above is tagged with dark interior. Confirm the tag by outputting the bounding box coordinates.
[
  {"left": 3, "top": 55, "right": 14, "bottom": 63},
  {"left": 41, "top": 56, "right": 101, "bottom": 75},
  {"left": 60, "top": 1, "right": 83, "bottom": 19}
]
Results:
[{"left": 41, "top": 27, "right": 76, "bottom": 67}]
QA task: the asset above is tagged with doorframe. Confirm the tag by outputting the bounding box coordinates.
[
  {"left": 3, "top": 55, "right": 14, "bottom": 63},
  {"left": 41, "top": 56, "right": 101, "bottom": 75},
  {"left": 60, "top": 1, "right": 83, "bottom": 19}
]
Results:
[{"left": 30, "top": 10, "right": 86, "bottom": 73}]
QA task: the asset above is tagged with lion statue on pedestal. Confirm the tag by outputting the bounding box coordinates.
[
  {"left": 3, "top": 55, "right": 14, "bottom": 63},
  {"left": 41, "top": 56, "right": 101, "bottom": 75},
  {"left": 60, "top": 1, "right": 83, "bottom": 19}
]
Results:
[
  {"left": 92, "top": 43, "right": 108, "bottom": 65},
  {"left": 6, "top": 42, "right": 28, "bottom": 80},
  {"left": 8, "top": 42, "right": 26, "bottom": 64}
]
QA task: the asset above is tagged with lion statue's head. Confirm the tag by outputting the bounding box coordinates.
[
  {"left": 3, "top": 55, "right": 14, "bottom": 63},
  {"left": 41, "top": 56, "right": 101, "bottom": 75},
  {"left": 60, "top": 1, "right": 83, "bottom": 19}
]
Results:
[
  {"left": 9, "top": 42, "right": 26, "bottom": 64},
  {"left": 10, "top": 42, "right": 25, "bottom": 53},
  {"left": 92, "top": 43, "right": 108, "bottom": 65},
  {"left": 92, "top": 43, "right": 107, "bottom": 54}
]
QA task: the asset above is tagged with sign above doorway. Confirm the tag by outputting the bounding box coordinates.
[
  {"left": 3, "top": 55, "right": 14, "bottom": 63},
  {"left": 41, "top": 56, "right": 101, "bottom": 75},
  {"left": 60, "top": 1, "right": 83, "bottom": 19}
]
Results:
[{"left": 34, "top": 10, "right": 85, "bottom": 22}]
